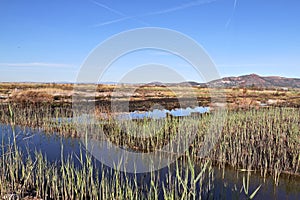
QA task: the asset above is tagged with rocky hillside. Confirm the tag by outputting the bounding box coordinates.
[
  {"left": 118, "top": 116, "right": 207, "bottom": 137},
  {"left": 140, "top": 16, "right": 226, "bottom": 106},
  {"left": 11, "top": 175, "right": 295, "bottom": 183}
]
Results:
[{"left": 207, "top": 74, "right": 300, "bottom": 88}]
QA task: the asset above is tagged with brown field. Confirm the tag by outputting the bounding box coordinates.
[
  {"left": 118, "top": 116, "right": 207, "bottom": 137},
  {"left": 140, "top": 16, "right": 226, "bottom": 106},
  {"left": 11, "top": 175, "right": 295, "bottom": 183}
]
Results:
[{"left": 0, "top": 83, "right": 299, "bottom": 110}]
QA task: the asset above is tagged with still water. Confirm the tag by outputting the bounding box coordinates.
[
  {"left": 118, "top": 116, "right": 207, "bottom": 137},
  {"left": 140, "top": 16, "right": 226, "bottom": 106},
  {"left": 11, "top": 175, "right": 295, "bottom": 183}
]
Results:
[
  {"left": 116, "top": 106, "right": 210, "bottom": 119},
  {"left": 56, "top": 106, "right": 210, "bottom": 123},
  {"left": 0, "top": 123, "right": 299, "bottom": 199}
]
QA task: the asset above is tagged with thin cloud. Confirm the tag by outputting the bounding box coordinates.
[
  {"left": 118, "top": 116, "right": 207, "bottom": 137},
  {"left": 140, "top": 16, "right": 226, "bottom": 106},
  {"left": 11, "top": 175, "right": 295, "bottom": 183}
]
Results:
[
  {"left": 142, "top": 0, "right": 217, "bottom": 17},
  {"left": 91, "top": 0, "right": 149, "bottom": 27},
  {"left": 92, "top": 0, "right": 217, "bottom": 27},
  {"left": 93, "top": 17, "right": 132, "bottom": 27},
  {"left": 234, "top": 0, "right": 238, "bottom": 9},
  {"left": 226, "top": 0, "right": 238, "bottom": 28},
  {"left": 91, "top": 0, "right": 126, "bottom": 17},
  {"left": 0, "top": 62, "right": 74, "bottom": 68}
]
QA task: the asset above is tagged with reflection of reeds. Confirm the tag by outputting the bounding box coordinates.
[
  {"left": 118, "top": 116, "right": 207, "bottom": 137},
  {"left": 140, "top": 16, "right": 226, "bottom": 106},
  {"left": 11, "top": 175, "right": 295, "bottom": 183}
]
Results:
[
  {"left": 2, "top": 105, "right": 300, "bottom": 173},
  {"left": 207, "top": 108, "right": 300, "bottom": 185},
  {"left": 1, "top": 143, "right": 263, "bottom": 199},
  {"left": 0, "top": 140, "right": 214, "bottom": 199},
  {"left": 1, "top": 104, "right": 299, "bottom": 180},
  {"left": 1, "top": 103, "right": 299, "bottom": 198}
]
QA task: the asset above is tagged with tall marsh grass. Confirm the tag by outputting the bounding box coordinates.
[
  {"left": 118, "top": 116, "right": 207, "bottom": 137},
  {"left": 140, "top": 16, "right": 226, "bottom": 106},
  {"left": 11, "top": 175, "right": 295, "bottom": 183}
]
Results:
[
  {"left": 1, "top": 104, "right": 299, "bottom": 177},
  {"left": 0, "top": 141, "right": 215, "bottom": 199},
  {"left": 0, "top": 103, "right": 298, "bottom": 198}
]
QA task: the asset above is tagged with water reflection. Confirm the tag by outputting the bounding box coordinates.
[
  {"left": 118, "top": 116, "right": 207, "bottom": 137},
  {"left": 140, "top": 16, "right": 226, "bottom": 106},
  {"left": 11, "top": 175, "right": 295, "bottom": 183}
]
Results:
[
  {"left": 116, "top": 106, "right": 209, "bottom": 120},
  {"left": 55, "top": 106, "right": 209, "bottom": 123},
  {"left": 0, "top": 124, "right": 299, "bottom": 199}
]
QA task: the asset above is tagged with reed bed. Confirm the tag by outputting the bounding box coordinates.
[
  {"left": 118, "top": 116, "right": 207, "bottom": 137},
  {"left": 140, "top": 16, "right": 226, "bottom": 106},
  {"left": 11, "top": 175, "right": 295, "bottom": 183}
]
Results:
[
  {"left": 0, "top": 103, "right": 298, "bottom": 198},
  {"left": 0, "top": 141, "right": 215, "bottom": 199},
  {"left": 0, "top": 141, "right": 261, "bottom": 199},
  {"left": 0, "top": 105, "right": 300, "bottom": 176},
  {"left": 0, "top": 104, "right": 299, "bottom": 178},
  {"left": 204, "top": 108, "right": 300, "bottom": 184}
]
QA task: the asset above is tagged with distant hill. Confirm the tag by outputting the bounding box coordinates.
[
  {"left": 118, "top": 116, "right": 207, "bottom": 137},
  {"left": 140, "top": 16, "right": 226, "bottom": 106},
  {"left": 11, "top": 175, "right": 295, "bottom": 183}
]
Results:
[
  {"left": 177, "top": 81, "right": 203, "bottom": 87},
  {"left": 91, "top": 74, "right": 300, "bottom": 89},
  {"left": 143, "top": 81, "right": 204, "bottom": 87},
  {"left": 207, "top": 74, "right": 300, "bottom": 89}
]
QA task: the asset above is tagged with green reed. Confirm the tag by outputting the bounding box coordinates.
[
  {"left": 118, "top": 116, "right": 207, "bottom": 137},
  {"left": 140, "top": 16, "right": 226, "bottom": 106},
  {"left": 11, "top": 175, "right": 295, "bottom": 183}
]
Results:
[
  {"left": 0, "top": 141, "right": 215, "bottom": 199},
  {"left": 2, "top": 103, "right": 298, "bottom": 198}
]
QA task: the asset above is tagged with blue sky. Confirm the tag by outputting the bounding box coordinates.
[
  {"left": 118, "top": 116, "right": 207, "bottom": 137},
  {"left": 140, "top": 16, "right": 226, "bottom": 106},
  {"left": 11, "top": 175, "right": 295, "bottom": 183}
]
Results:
[{"left": 0, "top": 0, "right": 299, "bottom": 82}]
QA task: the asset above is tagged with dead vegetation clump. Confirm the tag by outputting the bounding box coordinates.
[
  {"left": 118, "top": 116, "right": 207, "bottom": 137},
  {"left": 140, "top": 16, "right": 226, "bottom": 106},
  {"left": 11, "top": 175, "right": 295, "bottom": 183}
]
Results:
[{"left": 9, "top": 90, "right": 54, "bottom": 103}]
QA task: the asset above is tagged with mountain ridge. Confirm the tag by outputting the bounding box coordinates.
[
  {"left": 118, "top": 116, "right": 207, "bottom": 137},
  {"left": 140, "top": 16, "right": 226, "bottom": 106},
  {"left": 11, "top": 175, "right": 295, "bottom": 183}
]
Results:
[
  {"left": 207, "top": 74, "right": 300, "bottom": 88},
  {"left": 138, "top": 74, "right": 300, "bottom": 89}
]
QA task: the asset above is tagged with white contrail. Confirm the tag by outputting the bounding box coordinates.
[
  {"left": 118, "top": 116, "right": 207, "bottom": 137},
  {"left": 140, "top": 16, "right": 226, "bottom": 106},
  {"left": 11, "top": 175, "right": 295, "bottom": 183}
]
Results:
[
  {"left": 226, "top": 0, "right": 238, "bottom": 28},
  {"left": 91, "top": 0, "right": 126, "bottom": 17},
  {"left": 142, "top": 0, "right": 217, "bottom": 17},
  {"left": 93, "top": 16, "right": 132, "bottom": 27},
  {"left": 234, "top": 0, "right": 238, "bottom": 9},
  {"left": 91, "top": 0, "right": 149, "bottom": 27},
  {"left": 92, "top": 0, "right": 217, "bottom": 27}
]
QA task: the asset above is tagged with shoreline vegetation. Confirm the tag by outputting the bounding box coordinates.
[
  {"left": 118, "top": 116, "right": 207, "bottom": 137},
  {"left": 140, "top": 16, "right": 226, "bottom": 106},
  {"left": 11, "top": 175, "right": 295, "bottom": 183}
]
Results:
[
  {"left": 0, "top": 83, "right": 299, "bottom": 199},
  {"left": 0, "top": 83, "right": 300, "bottom": 110},
  {"left": 1, "top": 104, "right": 299, "bottom": 176}
]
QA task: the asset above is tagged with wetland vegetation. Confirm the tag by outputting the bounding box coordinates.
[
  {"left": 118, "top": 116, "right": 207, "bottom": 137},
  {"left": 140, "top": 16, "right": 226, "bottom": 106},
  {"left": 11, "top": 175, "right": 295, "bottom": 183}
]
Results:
[
  {"left": 0, "top": 83, "right": 299, "bottom": 199},
  {"left": 0, "top": 98, "right": 299, "bottom": 199}
]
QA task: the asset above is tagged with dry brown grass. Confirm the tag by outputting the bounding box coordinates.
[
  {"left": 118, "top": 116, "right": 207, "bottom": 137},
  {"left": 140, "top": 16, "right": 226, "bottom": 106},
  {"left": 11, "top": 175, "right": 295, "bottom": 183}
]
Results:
[
  {"left": 9, "top": 90, "right": 54, "bottom": 103},
  {"left": 0, "top": 83, "right": 300, "bottom": 108}
]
